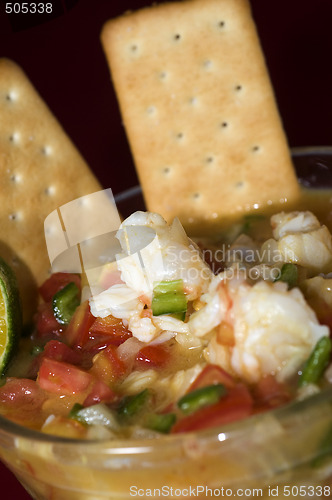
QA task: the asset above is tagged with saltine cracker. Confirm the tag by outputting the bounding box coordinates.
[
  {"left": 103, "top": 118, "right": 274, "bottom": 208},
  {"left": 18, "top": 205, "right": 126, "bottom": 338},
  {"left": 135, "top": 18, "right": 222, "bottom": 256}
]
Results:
[
  {"left": 0, "top": 59, "right": 102, "bottom": 324},
  {"left": 101, "top": 0, "right": 300, "bottom": 233}
]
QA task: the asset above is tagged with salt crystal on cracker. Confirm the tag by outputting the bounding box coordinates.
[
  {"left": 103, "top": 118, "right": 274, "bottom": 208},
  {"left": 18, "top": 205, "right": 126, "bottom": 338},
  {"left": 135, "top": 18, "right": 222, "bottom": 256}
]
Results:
[
  {"left": 101, "top": 0, "right": 300, "bottom": 232},
  {"left": 0, "top": 59, "right": 102, "bottom": 324}
]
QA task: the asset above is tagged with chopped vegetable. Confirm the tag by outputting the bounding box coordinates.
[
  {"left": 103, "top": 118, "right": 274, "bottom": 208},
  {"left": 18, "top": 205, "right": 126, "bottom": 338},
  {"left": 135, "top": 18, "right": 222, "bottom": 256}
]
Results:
[
  {"left": 152, "top": 279, "right": 187, "bottom": 317},
  {"left": 135, "top": 344, "right": 170, "bottom": 368},
  {"left": 177, "top": 384, "right": 226, "bottom": 415},
  {"left": 38, "top": 358, "right": 93, "bottom": 395},
  {"left": 299, "top": 336, "right": 332, "bottom": 387},
  {"left": 274, "top": 263, "right": 298, "bottom": 288},
  {"left": 189, "top": 365, "right": 235, "bottom": 391},
  {"left": 118, "top": 388, "right": 151, "bottom": 419},
  {"left": 64, "top": 300, "right": 94, "bottom": 347},
  {"left": 39, "top": 272, "right": 81, "bottom": 302},
  {"left": 172, "top": 384, "right": 253, "bottom": 433},
  {"left": 35, "top": 301, "right": 63, "bottom": 337},
  {"left": 69, "top": 403, "right": 119, "bottom": 429},
  {"left": 52, "top": 282, "right": 80, "bottom": 325},
  {"left": 90, "top": 345, "right": 127, "bottom": 386},
  {"left": 89, "top": 315, "right": 132, "bottom": 346},
  {"left": 144, "top": 412, "right": 176, "bottom": 434},
  {"left": 68, "top": 403, "right": 86, "bottom": 424}
]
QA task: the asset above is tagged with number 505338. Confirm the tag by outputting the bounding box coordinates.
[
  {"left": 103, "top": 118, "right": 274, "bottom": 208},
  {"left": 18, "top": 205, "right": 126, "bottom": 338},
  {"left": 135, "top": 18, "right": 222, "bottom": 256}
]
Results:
[{"left": 5, "top": 3, "right": 53, "bottom": 14}]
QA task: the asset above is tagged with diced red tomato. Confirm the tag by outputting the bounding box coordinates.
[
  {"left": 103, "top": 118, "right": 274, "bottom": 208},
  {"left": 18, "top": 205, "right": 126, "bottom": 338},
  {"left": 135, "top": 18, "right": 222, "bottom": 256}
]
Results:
[
  {"left": 0, "top": 378, "right": 46, "bottom": 409},
  {"left": 172, "top": 383, "right": 253, "bottom": 433},
  {"left": 82, "top": 316, "right": 132, "bottom": 366},
  {"left": 0, "top": 378, "right": 47, "bottom": 429},
  {"left": 189, "top": 364, "right": 236, "bottom": 391},
  {"left": 28, "top": 340, "right": 83, "bottom": 379},
  {"left": 39, "top": 272, "right": 81, "bottom": 302},
  {"left": 89, "top": 315, "right": 132, "bottom": 346},
  {"left": 135, "top": 344, "right": 170, "bottom": 369},
  {"left": 90, "top": 345, "right": 127, "bottom": 386},
  {"left": 81, "top": 334, "right": 119, "bottom": 357},
  {"left": 83, "top": 379, "right": 117, "bottom": 407},
  {"left": 64, "top": 301, "right": 94, "bottom": 348},
  {"left": 252, "top": 374, "right": 292, "bottom": 413},
  {"left": 42, "top": 340, "right": 82, "bottom": 365},
  {"left": 35, "top": 302, "right": 64, "bottom": 338},
  {"left": 38, "top": 358, "right": 93, "bottom": 395}
]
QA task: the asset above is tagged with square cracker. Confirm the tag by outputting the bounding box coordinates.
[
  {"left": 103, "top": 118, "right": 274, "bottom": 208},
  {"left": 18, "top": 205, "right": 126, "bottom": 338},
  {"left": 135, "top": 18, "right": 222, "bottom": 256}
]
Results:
[
  {"left": 0, "top": 59, "right": 102, "bottom": 324},
  {"left": 101, "top": 0, "right": 300, "bottom": 233}
]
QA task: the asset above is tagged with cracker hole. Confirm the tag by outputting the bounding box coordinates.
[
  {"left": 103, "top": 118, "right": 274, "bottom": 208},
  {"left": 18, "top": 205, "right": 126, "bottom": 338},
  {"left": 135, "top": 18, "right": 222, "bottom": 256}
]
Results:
[
  {"left": 9, "top": 132, "right": 20, "bottom": 143},
  {"left": 9, "top": 213, "right": 17, "bottom": 221},
  {"left": 45, "top": 186, "right": 55, "bottom": 196},
  {"left": 130, "top": 44, "right": 138, "bottom": 53},
  {"left": 234, "top": 85, "right": 243, "bottom": 92},
  {"left": 146, "top": 105, "right": 156, "bottom": 115},
  {"left": 41, "top": 146, "right": 52, "bottom": 156},
  {"left": 176, "top": 132, "right": 184, "bottom": 140},
  {"left": 159, "top": 71, "right": 168, "bottom": 80},
  {"left": 6, "top": 90, "right": 17, "bottom": 102},
  {"left": 218, "top": 21, "right": 226, "bottom": 29},
  {"left": 163, "top": 167, "right": 171, "bottom": 175},
  {"left": 174, "top": 33, "right": 181, "bottom": 41},
  {"left": 235, "top": 181, "right": 245, "bottom": 189},
  {"left": 252, "top": 145, "right": 261, "bottom": 153},
  {"left": 189, "top": 97, "right": 198, "bottom": 106},
  {"left": 205, "top": 156, "right": 214, "bottom": 164},
  {"left": 5, "top": 91, "right": 17, "bottom": 102},
  {"left": 10, "top": 174, "right": 21, "bottom": 184},
  {"left": 192, "top": 192, "right": 201, "bottom": 200},
  {"left": 203, "top": 60, "right": 212, "bottom": 69},
  {"left": 220, "top": 121, "right": 228, "bottom": 129}
]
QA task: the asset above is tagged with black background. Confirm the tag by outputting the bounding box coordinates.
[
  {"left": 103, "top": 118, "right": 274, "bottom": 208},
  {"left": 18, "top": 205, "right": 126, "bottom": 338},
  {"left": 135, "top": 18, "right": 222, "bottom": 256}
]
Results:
[{"left": 1, "top": 0, "right": 332, "bottom": 497}]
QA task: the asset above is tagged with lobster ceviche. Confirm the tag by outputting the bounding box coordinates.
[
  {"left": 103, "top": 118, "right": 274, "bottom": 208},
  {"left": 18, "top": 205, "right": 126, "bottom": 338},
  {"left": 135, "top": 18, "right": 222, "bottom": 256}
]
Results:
[{"left": 1, "top": 208, "right": 332, "bottom": 440}]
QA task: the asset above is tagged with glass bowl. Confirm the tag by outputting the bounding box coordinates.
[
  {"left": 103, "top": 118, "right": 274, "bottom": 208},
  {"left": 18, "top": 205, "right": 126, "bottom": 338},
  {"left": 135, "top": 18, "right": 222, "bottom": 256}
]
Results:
[{"left": 1, "top": 147, "right": 332, "bottom": 500}]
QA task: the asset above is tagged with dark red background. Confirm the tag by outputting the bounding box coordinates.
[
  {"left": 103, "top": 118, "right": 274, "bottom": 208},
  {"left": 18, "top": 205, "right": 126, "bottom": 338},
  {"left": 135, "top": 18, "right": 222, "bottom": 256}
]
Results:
[{"left": 1, "top": 0, "right": 332, "bottom": 497}]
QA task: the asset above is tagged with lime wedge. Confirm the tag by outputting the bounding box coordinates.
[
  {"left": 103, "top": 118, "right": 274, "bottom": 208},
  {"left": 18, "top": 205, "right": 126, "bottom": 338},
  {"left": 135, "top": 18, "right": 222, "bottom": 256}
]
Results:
[{"left": 0, "top": 257, "right": 22, "bottom": 376}]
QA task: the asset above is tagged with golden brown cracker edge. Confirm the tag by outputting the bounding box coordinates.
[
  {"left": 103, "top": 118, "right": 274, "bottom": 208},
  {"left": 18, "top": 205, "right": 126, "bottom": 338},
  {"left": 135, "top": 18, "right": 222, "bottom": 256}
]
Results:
[
  {"left": 101, "top": 0, "right": 300, "bottom": 233},
  {"left": 0, "top": 58, "right": 102, "bottom": 324}
]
